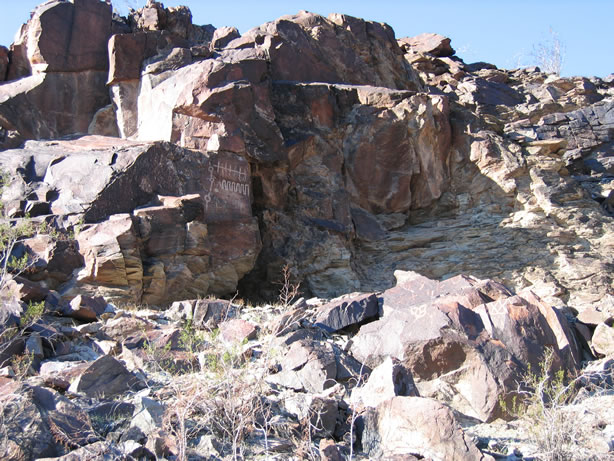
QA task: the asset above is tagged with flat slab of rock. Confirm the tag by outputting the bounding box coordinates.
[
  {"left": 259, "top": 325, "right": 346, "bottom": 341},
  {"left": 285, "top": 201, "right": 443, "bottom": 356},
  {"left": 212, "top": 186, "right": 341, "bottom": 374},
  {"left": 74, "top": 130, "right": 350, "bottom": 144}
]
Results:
[
  {"left": 68, "top": 355, "right": 145, "bottom": 398},
  {"left": 313, "top": 292, "right": 379, "bottom": 333},
  {"left": 398, "top": 33, "right": 455, "bottom": 57},
  {"left": 219, "top": 318, "right": 257, "bottom": 343}
]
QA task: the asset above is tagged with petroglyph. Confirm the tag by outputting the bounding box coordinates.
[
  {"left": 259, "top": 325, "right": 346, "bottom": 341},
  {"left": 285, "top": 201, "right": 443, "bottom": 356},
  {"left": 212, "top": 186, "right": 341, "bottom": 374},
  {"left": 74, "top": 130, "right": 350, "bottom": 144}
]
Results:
[{"left": 204, "top": 156, "right": 251, "bottom": 213}]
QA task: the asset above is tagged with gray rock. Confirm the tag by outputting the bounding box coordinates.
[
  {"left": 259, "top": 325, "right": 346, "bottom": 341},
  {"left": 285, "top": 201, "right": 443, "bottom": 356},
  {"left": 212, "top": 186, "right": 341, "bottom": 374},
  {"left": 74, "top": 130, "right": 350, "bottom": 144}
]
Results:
[
  {"left": 131, "top": 395, "right": 165, "bottom": 435},
  {"left": 313, "top": 292, "right": 379, "bottom": 333},
  {"left": 268, "top": 339, "right": 337, "bottom": 393},
  {"left": 68, "top": 355, "right": 145, "bottom": 398}
]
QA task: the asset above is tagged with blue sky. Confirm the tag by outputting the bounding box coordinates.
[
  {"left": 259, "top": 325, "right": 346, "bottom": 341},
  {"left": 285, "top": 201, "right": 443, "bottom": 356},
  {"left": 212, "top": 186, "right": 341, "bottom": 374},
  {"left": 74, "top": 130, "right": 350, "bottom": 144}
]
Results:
[{"left": 1, "top": 1, "right": 611, "bottom": 78}]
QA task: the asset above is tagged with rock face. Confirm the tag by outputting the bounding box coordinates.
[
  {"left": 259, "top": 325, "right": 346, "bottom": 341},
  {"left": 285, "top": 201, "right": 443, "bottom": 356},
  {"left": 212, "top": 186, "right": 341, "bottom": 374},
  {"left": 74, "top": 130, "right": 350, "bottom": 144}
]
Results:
[
  {"left": 0, "top": 2, "right": 612, "bottom": 321},
  {"left": 0, "top": 137, "right": 260, "bottom": 305},
  {"left": 0, "top": 0, "right": 113, "bottom": 141}
]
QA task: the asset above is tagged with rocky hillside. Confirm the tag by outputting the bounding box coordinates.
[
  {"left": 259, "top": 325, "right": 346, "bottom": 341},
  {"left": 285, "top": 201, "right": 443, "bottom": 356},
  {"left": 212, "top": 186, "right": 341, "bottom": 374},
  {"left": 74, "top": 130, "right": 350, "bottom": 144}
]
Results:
[{"left": 0, "top": 1, "right": 613, "bottom": 460}]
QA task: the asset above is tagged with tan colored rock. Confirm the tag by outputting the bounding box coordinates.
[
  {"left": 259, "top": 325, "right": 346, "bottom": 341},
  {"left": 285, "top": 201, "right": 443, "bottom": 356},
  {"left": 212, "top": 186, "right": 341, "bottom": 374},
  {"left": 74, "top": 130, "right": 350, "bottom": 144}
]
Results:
[
  {"left": 363, "top": 396, "right": 491, "bottom": 460},
  {"left": 398, "top": 33, "right": 455, "bottom": 57},
  {"left": 88, "top": 104, "right": 119, "bottom": 137},
  {"left": 592, "top": 323, "right": 614, "bottom": 357}
]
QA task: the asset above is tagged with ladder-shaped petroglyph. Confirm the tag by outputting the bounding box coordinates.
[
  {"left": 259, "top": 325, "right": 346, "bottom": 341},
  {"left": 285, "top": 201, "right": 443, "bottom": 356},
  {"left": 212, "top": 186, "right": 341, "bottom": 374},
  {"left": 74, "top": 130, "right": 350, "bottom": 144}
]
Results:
[{"left": 205, "top": 159, "right": 250, "bottom": 211}]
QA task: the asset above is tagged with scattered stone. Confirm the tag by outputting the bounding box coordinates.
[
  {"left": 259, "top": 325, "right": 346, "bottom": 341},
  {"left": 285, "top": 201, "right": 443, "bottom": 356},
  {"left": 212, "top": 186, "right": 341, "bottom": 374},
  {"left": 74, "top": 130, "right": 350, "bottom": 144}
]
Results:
[
  {"left": 64, "top": 295, "right": 108, "bottom": 322},
  {"left": 592, "top": 323, "right": 614, "bottom": 357},
  {"left": 219, "top": 318, "right": 258, "bottom": 344},
  {"left": 268, "top": 340, "right": 337, "bottom": 393},
  {"left": 68, "top": 355, "right": 145, "bottom": 398}
]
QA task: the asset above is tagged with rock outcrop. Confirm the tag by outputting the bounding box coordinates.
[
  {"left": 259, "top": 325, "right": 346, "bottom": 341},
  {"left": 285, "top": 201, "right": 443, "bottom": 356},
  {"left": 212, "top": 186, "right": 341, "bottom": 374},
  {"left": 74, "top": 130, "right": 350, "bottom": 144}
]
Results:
[
  {"left": 1, "top": 2, "right": 612, "bottom": 315},
  {"left": 1, "top": 1, "right": 613, "bottom": 459},
  {"left": 0, "top": 137, "right": 260, "bottom": 305}
]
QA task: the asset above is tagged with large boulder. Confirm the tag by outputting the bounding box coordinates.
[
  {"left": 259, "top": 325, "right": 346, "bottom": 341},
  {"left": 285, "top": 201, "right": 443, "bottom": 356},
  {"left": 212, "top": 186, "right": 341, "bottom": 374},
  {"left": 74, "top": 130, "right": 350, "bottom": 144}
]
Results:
[
  {"left": 10, "top": 0, "right": 112, "bottom": 74},
  {"left": 362, "top": 396, "right": 491, "bottom": 460},
  {"left": 242, "top": 11, "right": 421, "bottom": 90},
  {"left": 0, "top": 0, "right": 113, "bottom": 145}
]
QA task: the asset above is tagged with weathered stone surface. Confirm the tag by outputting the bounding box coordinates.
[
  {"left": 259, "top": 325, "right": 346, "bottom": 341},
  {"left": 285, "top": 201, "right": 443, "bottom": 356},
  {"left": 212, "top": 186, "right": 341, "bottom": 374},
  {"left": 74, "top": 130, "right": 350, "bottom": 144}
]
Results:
[
  {"left": 592, "top": 323, "right": 614, "bottom": 357},
  {"left": 88, "top": 104, "right": 119, "bottom": 137},
  {"left": 219, "top": 318, "right": 257, "bottom": 344},
  {"left": 244, "top": 11, "right": 420, "bottom": 90},
  {"left": 0, "top": 45, "right": 8, "bottom": 81},
  {"left": 68, "top": 355, "right": 145, "bottom": 398},
  {"left": 168, "top": 298, "right": 239, "bottom": 328},
  {"left": 399, "top": 33, "right": 455, "bottom": 57},
  {"left": 13, "top": 0, "right": 112, "bottom": 74},
  {"left": 352, "top": 357, "right": 418, "bottom": 408},
  {"left": 0, "top": 72, "right": 110, "bottom": 142},
  {"left": 268, "top": 339, "right": 337, "bottom": 393},
  {"left": 64, "top": 295, "right": 107, "bottom": 322},
  {"left": 211, "top": 26, "right": 240, "bottom": 49},
  {"left": 313, "top": 293, "right": 378, "bottom": 333},
  {"left": 0, "top": 137, "right": 260, "bottom": 305},
  {"left": 0, "top": 382, "right": 99, "bottom": 459},
  {"left": 363, "top": 396, "right": 490, "bottom": 460}
]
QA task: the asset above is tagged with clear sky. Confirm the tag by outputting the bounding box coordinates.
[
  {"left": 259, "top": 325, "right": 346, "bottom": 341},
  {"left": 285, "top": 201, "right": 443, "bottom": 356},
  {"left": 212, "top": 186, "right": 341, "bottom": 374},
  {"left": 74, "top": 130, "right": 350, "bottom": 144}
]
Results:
[{"left": 1, "top": 1, "right": 611, "bottom": 78}]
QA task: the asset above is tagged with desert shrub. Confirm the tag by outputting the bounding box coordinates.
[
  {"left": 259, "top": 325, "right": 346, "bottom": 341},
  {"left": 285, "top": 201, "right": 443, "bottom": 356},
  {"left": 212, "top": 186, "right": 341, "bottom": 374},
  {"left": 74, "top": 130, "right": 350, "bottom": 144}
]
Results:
[
  {"left": 503, "top": 348, "right": 609, "bottom": 461},
  {"left": 532, "top": 28, "right": 565, "bottom": 75}
]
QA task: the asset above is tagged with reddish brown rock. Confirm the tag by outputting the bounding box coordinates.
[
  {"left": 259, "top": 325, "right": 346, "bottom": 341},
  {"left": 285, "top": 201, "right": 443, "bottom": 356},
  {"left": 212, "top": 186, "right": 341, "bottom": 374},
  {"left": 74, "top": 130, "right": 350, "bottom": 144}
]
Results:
[
  {"left": 14, "top": 0, "right": 112, "bottom": 74},
  {"left": 219, "top": 318, "right": 257, "bottom": 344},
  {"left": 0, "top": 45, "right": 8, "bottom": 81},
  {"left": 0, "top": 137, "right": 260, "bottom": 305},
  {"left": 107, "top": 31, "right": 189, "bottom": 84},
  {"left": 398, "top": 33, "right": 455, "bottom": 57},
  {"left": 64, "top": 295, "right": 107, "bottom": 322},
  {"left": 210, "top": 26, "right": 240, "bottom": 49},
  {"left": 0, "top": 72, "right": 110, "bottom": 141},
  {"left": 246, "top": 11, "right": 420, "bottom": 90},
  {"left": 351, "top": 273, "right": 580, "bottom": 422},
  {"left": 68, "top": 355, "right": 145, "bottom": 398}
]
